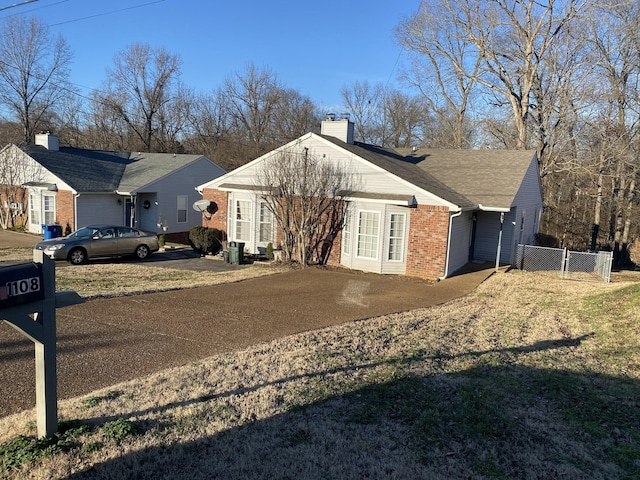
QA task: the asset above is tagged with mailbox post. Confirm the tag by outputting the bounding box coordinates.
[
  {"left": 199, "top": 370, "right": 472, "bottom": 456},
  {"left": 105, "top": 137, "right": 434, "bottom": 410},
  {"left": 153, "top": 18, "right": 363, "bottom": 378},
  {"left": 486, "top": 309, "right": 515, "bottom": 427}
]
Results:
[{"left": 1, "top": 250, "right": 83, "bottom": 438}]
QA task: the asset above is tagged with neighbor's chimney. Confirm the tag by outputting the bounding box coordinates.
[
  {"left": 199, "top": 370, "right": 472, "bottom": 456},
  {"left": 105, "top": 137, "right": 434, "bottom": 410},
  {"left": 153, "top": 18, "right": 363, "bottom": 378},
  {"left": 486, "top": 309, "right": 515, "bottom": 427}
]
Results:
[
  {"left": 321, "top": 113, "right": 354, "bottom": 144},
  {"left": 35, "top": 132, "right": 59, "bottom": 151}
]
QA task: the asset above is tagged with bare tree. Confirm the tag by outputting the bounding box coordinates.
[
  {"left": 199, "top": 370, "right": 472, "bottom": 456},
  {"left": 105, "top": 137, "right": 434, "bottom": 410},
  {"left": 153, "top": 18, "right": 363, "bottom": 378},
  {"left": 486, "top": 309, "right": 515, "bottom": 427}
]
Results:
[
  {"left": 254, "top": 147, "right": 357, "bottom": 266},
  {"left": 100, "top": 43, "right": 182, "bottom": 152},
  {"left": 269, "top": 87, "right": 319, "bottom": 145},
  {"left": 0, "top": 145, "right": 45, "bottom": 228},
  {"left": 340, "top": 81, "right": 385, "bottom": 144},
  {"left": 379, "top": 90, "right": 428, "bottom": 148},
  {"left": 155, "top": 83, "right": 194, "bottom": 153},
  {"left": 584, "top": 0, "right": 640, "bottom": 263},
  {"left": 397, "top": 1, "right": 481, "bottom": 148},
  {"left": 0, "top": 16, "right": 73, "bottom": 143},
  {"left": 87, "top": 89, "right": 132, "bottom": 151},
  {"left": 220, "top": 64, "right": 283, "bottom": 158}
]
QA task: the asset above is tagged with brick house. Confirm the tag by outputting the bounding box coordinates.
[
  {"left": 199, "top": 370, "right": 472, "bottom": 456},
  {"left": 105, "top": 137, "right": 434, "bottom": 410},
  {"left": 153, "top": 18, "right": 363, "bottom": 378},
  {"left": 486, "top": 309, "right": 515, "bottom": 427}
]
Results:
[
  {"left": 0, "top": 133, "right": 225, "bottom": 238},
  {"left": 197, "top": 116, "right": 542, "bottom": 279}
]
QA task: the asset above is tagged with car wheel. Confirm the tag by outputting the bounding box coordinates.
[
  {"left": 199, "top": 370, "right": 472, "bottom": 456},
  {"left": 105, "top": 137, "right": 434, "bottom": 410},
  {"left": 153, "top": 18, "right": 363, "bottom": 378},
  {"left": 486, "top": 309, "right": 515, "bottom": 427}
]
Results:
[
  {"left": 68, "top": 248, "right": 87, "bottom": 265},
  {"left": 135, "top": 244, "right": 150, "bottom": 260}
]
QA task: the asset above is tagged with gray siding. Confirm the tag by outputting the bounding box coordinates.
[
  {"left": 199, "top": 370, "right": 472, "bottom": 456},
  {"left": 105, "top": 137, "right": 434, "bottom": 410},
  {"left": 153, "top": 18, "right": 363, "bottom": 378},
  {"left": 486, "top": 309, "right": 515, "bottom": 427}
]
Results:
[
  {"left": 140, "top": 157, "right": 223, "bottom": 234},
  {"left": 77, "top": 194, "right": 123, "bottom": 227},
  {"left": 448, "top": 212, "right": 473, "bottom": 274},
  {"left": 472, "top": 210, "right": 516, "bottom": 264}
]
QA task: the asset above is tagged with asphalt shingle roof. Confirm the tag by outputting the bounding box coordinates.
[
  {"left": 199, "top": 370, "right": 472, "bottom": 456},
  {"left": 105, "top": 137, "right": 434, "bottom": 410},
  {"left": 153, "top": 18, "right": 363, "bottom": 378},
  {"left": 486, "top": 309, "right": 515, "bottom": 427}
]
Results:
[
  {"left": 18, "top": 145, "right": 204, "bottom": 194},
  {"left": 322, "top": 135, "right": 476, "bottom": 207},
  {"left": 400, "top": 148, "right": 537, "bottom": 210}
]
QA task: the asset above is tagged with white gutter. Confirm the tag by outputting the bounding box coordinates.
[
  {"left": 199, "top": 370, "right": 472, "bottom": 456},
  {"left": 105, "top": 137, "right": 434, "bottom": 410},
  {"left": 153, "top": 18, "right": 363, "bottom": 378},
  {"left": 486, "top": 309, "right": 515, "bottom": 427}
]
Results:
[
  {"left": 439, "top": 210, "right": 463, "bottom": 281},
  {"left": 478, "top": 203, "right": 510, "bottom": 213},
  {"left": 74, "top": 194, "right": 80, "bottom": 230}
]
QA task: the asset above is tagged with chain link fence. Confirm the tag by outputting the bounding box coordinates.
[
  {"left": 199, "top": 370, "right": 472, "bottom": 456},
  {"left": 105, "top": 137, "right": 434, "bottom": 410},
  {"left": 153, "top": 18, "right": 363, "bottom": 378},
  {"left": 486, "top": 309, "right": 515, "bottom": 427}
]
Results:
[{"left": 514, "top": 244, "right": 613, "bottom": 283}]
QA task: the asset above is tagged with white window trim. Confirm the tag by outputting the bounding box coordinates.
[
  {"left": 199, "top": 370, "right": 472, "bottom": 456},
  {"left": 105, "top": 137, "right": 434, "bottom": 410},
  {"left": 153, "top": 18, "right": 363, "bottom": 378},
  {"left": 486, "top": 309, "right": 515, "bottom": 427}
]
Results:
[
  {"left": 235, "top": 199, "right": 252, "bottom": 242},
  {"left": 387, "top": 212, "right": 406, "bottom": 262},
  {"left": 356, "top": 209, "right": 381, "bottom": 261},
  {"left": 342, "top": 207, "right": 352, "bottom": 256}
]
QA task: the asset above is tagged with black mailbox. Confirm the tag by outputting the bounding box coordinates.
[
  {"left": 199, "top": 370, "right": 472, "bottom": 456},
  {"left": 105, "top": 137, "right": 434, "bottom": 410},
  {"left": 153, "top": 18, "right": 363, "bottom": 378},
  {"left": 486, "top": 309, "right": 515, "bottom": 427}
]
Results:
[{"left": 0, "top": 262, "right": 45, "bottom": 308}]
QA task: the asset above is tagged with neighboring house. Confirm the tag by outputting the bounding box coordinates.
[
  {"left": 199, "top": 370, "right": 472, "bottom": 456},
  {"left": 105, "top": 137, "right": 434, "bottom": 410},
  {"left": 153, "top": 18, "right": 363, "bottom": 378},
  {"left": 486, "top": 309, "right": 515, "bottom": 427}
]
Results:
[
  {"left": 196, "top": 117, "right": 542, "bottom": 279},
  {"left": 0, "top": 133, "right": 226, "bottom": 237}
]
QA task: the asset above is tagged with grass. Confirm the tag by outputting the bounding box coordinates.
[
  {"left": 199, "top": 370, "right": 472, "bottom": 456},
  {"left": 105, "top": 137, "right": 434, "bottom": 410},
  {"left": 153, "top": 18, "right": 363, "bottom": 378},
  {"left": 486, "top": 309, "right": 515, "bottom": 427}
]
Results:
[
  {"left": 1, "top": 246, "right": 640, "bottom": 478},
  {"left": 0, "top": 246, "right": 289, "bottom": 299}
]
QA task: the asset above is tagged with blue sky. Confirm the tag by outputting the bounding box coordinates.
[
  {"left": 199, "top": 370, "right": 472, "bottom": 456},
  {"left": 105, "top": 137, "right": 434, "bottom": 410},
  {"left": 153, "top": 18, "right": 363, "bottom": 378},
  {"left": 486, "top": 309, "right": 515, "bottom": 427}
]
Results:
[{"left": 2, "top": 0, "right": 421, "bottom": 111}]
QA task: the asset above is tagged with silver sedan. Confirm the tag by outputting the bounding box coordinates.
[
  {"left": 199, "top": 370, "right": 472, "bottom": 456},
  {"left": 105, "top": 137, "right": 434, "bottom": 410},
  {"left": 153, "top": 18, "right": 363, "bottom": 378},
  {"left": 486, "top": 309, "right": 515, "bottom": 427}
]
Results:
[{"left": 33, "top": 225, "right": 159, "bottom": 265}]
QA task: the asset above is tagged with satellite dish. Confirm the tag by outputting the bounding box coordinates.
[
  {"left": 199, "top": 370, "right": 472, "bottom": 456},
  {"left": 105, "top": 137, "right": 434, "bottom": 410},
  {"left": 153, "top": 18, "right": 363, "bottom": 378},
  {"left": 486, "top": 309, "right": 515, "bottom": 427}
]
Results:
[{"left": 193, "top": 199, "right": 211, "bottom": 212}]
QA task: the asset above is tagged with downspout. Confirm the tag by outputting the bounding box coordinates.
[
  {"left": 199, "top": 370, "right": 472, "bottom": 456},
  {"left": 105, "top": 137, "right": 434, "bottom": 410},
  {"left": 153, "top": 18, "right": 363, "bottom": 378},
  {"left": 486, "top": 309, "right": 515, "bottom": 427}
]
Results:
[
  {"left": 495, "top": 212, "right": 505, "bottom": 271},
  {"left": 439, "top": 210, "right": 463, "bottom": 281},
  {"left": 130, "top": 195, "right": 136, "bottom": 227},
  {"left": 74, "top": 194, "right": 80, "bottom": 231}
]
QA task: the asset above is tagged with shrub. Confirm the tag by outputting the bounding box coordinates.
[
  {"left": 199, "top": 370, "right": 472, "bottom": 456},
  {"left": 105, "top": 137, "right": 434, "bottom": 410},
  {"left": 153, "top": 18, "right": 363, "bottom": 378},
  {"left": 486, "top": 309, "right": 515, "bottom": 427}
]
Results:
[
  {"left": 189, "top": 226, "right": 223, "bottom": 255},
  {"left": 102, "top": 418, "right": 141, "bottom": 445},
  {"left": 534, "top": 232, "right": 559, "bottom": 248},
  {"left": 266, "top": 242, "right": 274, "bottom": 260}
]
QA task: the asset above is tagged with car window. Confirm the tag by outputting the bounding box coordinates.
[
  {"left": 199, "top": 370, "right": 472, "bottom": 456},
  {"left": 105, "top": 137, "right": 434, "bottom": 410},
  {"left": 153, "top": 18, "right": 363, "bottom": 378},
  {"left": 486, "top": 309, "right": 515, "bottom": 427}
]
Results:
[
  {"left": 117, "top": 227, "right": 138, "bottom": 238},
  {"left": 70, "top": 227, "right": 99, "bottom": 238},
  {"left": 99, "top": 228, "right": 115, "bottom": 239}
]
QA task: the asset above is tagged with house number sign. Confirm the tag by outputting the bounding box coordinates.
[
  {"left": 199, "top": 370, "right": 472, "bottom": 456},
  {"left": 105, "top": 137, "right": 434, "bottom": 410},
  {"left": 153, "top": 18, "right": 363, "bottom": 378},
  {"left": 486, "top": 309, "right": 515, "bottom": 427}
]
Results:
[
  {"left": 1, "top": 251, "right": 83, "bottom": 438},
  {"left": 0, "top": 262, "right": 44, "bottom": 308}
]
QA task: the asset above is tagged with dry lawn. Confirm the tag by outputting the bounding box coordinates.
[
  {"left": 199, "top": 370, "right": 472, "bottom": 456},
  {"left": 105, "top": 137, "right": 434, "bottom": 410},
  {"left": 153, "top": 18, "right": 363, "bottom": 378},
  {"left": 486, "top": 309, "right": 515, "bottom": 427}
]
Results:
[
  {"left": 0, "top": 247, "right": 289, "bottom": 298},
  {"left": 1, "top": 246, "right": 640, "bottom": 479}
]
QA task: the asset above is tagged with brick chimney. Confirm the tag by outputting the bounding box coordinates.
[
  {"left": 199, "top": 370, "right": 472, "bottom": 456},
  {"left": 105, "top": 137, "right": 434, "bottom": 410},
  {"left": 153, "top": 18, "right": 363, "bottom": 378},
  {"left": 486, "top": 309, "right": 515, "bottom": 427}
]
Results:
[
  {"left": 35, "top": 132, "right": 59, "bottom": 151},
  {"left": 321, "top": 113, "right": 354, "bottom": 144}
]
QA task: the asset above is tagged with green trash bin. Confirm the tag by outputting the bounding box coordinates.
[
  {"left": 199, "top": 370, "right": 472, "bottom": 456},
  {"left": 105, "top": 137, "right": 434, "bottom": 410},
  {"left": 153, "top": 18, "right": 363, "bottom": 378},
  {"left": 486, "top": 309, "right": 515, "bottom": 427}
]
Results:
[
  {"left": 228, "top": 241, "right": 239, "bottom": 264},
  {"left": 228, "top": 241, "right": 245, "bottom": 264}
]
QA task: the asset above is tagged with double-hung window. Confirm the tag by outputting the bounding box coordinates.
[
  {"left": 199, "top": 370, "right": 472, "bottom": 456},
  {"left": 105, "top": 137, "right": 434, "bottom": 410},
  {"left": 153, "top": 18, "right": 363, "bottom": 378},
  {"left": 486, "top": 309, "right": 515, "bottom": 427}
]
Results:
[
  {"left": 259, "top": 202, "right": 273, "bottom": 243},
  {"left": 177, "top": 195, "right": 188, "bottom": 223},
  {"left": 388, "top": 213, "right": 405, "bottom": 261},
  {"left": 342, "top": 208, "right": 352, "bottom": 255},
  {"left": 235, "top": 200, "right": 251, "bottom": 241},
  {"left": 357, "top": 211, "right": 380, "bottom": 259}
]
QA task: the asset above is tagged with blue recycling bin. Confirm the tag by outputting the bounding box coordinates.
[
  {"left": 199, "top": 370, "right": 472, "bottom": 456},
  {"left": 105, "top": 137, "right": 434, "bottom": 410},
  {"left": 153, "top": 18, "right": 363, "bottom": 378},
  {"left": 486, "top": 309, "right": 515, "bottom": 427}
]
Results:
[{"left": 42, "top": 224, "right": 62, "bottom": 240}]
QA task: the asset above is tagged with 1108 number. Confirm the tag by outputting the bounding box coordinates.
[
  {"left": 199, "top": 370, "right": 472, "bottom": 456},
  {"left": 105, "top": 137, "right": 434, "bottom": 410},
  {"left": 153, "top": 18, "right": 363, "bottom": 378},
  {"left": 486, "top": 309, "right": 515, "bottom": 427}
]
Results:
[{"left": 6, "top": 277, "right": 41, "bottom": 297}]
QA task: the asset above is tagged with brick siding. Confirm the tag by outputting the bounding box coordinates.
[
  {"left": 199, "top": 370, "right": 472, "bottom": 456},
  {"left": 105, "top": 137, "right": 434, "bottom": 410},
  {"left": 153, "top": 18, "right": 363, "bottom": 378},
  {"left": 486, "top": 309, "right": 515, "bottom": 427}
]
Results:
[
  {"left": 55, "top": 190, "right": 75, "bottom": 233},
  {"left": 405, "top": 205, "right": 450, "bottom": 279},
  {"left": 201, "top": 188, "right": 228, "bottom": 236}
]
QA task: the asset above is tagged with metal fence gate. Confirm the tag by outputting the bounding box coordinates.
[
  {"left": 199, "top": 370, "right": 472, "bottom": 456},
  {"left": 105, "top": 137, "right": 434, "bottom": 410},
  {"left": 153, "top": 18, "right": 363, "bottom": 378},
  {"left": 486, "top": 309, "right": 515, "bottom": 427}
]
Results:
[{"left": 514, "top": 244, "right": 613, "bottom": 283}]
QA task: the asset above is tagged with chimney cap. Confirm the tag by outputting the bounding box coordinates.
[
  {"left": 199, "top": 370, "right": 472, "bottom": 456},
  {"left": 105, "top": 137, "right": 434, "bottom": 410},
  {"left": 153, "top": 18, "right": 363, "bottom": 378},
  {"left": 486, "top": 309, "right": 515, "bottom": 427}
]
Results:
[{"left": 326, "top": 112, "right": 336, "bottom": 121}]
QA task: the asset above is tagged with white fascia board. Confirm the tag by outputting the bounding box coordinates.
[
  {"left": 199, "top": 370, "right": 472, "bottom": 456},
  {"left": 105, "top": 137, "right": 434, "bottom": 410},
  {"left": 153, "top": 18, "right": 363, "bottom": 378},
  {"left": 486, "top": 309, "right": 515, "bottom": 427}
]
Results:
[
  {"left": 342, "top": 195, "right": 415, "bottom": 206},
  {"left": 196, "top": 133, "right": 315, "bottom": 193},
  {"left": 311, "top": 134, "right": 460, "bottom": 211},
  {"left": 478, "top": 204, "right": 511, "bottom": 213}
]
